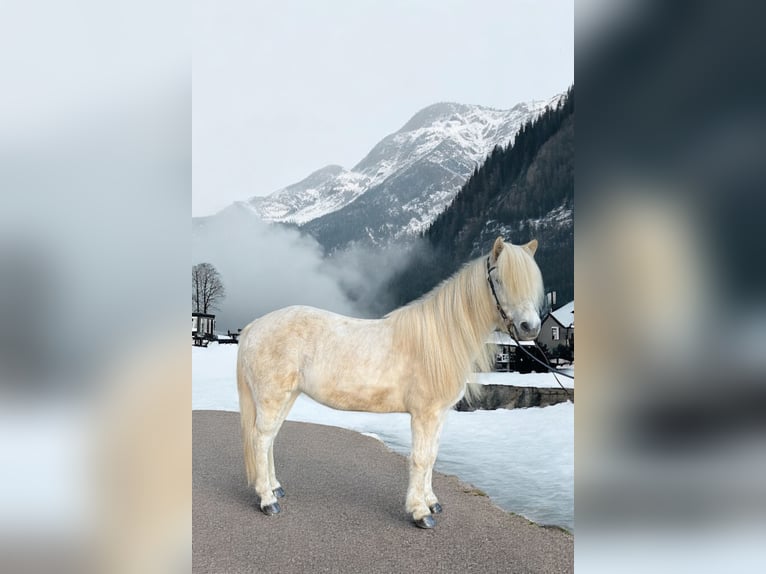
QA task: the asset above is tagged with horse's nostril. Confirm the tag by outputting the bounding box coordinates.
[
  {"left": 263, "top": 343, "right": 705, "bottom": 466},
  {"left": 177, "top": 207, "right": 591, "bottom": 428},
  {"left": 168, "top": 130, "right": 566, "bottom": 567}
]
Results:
[{"left": 520, "top": 321, "right": 530, "bottom": 332}]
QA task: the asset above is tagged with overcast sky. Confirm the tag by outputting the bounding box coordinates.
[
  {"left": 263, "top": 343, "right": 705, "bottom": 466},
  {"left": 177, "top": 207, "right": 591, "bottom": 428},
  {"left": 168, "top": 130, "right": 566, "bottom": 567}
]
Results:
[{"left": 193, "top": 0, "right": 573, "bottom": 216}]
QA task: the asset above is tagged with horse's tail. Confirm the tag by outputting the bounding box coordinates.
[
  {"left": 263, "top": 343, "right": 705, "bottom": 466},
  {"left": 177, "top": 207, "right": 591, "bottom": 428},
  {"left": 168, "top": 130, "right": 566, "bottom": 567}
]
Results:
[{"left": 237, "top": 344, "right": 258, "bottom": 487}]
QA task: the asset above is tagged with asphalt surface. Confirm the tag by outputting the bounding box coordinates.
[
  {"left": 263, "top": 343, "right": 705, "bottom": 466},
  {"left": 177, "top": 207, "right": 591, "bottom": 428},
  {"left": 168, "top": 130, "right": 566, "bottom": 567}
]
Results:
[{"left": 193, "top": 410, "right": 573, "bottom": 573}]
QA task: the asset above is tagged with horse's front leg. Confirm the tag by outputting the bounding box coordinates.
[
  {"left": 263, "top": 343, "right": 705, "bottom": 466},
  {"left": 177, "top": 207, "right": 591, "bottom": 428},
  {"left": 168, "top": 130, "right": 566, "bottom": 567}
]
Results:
[
  {"left": 423, "top": 447, "right": 443, "bottom": 515},
  {"left": 407, "top": 410, "right": 445, "bottom": 528}
]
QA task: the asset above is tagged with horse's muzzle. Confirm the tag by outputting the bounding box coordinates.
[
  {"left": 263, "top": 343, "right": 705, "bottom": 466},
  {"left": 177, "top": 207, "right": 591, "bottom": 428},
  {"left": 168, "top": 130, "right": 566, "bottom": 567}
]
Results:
[{"left": 514, "top": 319, "right": 540, "bottom": 340}]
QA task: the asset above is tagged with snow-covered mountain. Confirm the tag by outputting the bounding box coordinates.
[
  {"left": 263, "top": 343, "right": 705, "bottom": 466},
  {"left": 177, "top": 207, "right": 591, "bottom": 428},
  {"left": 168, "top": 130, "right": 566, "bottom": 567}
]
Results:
[
  {"left": 235, "top": 95, "right": 563, "bottom": 248},
  {"left": 242, "top": 165, "right": 367, "bottom": 225},
  {"left": 386, "top": 87, "right": 574, "bottom": 310}
]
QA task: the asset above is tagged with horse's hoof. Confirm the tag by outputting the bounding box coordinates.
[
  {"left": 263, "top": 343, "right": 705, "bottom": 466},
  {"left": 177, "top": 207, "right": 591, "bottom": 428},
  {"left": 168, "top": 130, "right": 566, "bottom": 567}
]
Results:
[
  {"left": 261, "top": 502, "right": 281, "bottom": 516},
  {"left": 429, "top": 502, "right": 443, "bottom": 514},
  {"left": 273, "top": 486, "right": 285, "bottom": 499},
  {"left": 414, "top": 514, "right": 436, "bottom": 529}
]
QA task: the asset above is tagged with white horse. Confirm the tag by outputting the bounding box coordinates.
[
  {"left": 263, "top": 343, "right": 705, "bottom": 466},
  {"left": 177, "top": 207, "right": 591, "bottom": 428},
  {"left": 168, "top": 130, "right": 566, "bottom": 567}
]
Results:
[{"left": 236, "top": 237, "right": 543, "bottom": 528}]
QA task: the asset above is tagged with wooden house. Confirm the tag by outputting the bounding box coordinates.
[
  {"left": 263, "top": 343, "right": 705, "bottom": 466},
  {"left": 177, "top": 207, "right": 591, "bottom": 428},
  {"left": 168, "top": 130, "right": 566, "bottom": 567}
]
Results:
[{"left": 538, "top": 300, "right": 574, "bottom": 357}]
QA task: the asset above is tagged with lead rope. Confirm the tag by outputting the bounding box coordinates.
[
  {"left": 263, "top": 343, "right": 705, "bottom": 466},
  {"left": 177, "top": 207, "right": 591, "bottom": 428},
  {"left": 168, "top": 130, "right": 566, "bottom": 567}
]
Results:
[{"left": 486, "top": 257, "right": 573, "bottom": 400}]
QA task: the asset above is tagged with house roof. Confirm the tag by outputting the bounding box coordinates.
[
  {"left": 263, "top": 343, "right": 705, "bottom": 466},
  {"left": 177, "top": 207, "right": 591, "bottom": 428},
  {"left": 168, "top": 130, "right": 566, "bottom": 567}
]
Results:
[
  {"left": 193, "top": 312, "right": 216, "bottom": 318},
  {"left": 548, "top": 301, "right": 574, "bottom": 328}
]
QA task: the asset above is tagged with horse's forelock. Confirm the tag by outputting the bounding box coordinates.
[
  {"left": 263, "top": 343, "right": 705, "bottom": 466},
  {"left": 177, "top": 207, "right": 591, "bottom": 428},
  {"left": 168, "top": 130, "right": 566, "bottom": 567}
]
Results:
[{"left": 497, "top": 243, "right": 545, "bottom": 310}]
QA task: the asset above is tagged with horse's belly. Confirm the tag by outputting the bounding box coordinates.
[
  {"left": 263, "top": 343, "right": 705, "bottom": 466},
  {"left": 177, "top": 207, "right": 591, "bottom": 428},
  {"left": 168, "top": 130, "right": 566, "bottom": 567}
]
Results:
[
  {"left": 302, "top": 377, "right": 406, "bottom": 413},
  {"left": 298, "top": 326, "right": 406, "bottom": 412}
]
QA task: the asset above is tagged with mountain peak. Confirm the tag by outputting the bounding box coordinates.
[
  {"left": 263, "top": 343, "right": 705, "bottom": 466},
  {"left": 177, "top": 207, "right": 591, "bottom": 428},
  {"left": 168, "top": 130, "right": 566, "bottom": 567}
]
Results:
[
  {"left": 398, "top": 102, "right": 478, "bottom": 132},
  {"left": 282, "top": 164, "right": 345, "bottom": 191},
  {"left": 309, "top": 164, "right": 345, "bottom": 176}
]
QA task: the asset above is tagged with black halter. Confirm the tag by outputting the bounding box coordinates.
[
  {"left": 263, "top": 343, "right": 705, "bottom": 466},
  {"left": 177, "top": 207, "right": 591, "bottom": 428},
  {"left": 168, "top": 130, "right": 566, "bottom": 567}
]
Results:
[{"left": 486, "top": 256, "right": 512, "bottom": 332}]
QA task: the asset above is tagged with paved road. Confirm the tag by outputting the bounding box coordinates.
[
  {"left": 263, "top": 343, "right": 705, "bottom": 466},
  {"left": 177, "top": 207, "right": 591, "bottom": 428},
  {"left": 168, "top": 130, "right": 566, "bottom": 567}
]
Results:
[{"left": 193, "top": 410, "right": 573, "bottom": 573}]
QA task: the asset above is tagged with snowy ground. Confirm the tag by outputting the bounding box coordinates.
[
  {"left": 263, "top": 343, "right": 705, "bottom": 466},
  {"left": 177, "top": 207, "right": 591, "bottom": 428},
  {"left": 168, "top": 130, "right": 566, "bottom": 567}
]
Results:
[
  {"left": 193, "top": 344, "right": 573, "bottom": 531},
  {"left": 476, "top": 370, "right": 574, "bottom": 388}
]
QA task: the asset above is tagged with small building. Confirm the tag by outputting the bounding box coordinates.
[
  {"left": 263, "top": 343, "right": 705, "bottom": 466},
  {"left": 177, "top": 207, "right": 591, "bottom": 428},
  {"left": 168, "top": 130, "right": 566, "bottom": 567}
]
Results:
[
  {"left": 538, "top": 300, "right": 574, "bottom": 358},
  {"left": 486, "top": 331, "right": 547, "bottom": 373},
  {"left": 192, "top": 312, "right": 216, "bottom": 345}
]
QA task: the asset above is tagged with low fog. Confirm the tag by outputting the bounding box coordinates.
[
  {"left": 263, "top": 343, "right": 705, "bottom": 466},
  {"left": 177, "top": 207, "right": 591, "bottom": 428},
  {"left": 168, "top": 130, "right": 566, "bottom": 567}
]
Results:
[
  {"left": 192, "top": 206, "right": 419, "bottom": 331},
  {"left": 320, "top": 240, "right": 426, "bottom": 317}
]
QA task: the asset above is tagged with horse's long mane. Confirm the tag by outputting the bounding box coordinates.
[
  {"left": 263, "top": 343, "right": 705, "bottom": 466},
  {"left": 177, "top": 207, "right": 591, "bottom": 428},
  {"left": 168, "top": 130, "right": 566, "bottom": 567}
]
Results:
[{"left": 386, "top": 244, "right": 543, "bottom": 402}]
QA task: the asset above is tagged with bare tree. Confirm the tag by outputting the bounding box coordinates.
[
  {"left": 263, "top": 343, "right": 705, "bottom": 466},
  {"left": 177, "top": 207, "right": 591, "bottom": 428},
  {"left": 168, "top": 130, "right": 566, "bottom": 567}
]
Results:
[{"left": 193, "top": 262, "right": 225, "bottom": 314}]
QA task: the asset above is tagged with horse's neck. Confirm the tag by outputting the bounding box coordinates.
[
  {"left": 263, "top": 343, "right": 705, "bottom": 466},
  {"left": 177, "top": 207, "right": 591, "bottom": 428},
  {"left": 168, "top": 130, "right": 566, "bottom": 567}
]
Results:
[
  {"left": 413, "top": 259, "right": 497, "bottom": 363},
  {"left": 386, "top": 258, "right": 498, "bottom": 398}
]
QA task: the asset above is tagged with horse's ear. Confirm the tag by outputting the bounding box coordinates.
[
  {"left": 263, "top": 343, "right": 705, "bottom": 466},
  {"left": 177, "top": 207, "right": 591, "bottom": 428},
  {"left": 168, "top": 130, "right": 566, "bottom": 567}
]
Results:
[
  {"left": 523, "top": 239, "right": 538, "bottom": 257},
  {"left": 491, "top": 236, "right": 505, "bottom": 261}
]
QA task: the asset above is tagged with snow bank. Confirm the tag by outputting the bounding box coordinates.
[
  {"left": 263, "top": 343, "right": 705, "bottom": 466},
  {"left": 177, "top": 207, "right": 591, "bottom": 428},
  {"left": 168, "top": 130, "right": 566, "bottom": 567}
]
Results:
[
  {"left": 476, "top": 371, "right": 574, "bottom": 389},
  {"left": 192, "top": 343, "right": 573, "bottom": 531}
]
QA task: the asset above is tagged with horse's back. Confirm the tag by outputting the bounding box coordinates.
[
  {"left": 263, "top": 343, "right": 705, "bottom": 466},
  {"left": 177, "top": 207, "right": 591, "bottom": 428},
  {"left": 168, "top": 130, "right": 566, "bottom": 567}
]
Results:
[
  {"left": 240, "top": 305, "right": 358, "bottom": 342},
  {"left": 238, "top": 305, "right": 380, "bottom": 372}
]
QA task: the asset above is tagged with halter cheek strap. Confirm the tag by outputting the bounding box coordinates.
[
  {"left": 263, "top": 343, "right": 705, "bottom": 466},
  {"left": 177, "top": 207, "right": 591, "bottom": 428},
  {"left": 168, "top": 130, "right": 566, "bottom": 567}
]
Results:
[{"left": 486, "top": 256, "right": 512, "bottom": 330}]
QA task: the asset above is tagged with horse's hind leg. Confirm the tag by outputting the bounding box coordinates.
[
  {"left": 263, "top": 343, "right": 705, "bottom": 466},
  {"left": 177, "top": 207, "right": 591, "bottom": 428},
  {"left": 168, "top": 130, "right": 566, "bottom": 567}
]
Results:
[
  {"left": 254, "top": 389, "right": 299, "bottom": 515},
  {"left": 268, "top": 391, "right": 299, "bottom": 499}
]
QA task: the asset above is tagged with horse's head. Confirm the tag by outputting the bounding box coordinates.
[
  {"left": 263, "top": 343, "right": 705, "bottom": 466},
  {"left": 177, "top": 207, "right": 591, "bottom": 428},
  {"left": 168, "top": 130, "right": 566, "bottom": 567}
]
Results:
[{"left": 487, "top": 236, "right": 544, "bottom": 340}]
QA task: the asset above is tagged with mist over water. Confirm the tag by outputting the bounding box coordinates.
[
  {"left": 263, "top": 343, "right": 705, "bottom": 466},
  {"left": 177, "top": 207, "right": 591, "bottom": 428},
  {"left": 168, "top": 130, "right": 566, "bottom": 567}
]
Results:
[
  {"left": 192, "top": 206, "right": 422, "bottom": 330},
  {"left": 192, "top": 207, "right": 354, "bottom": 330},
  {"left": 320, "top": 240, "right": 429, "bottom": 317}
]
